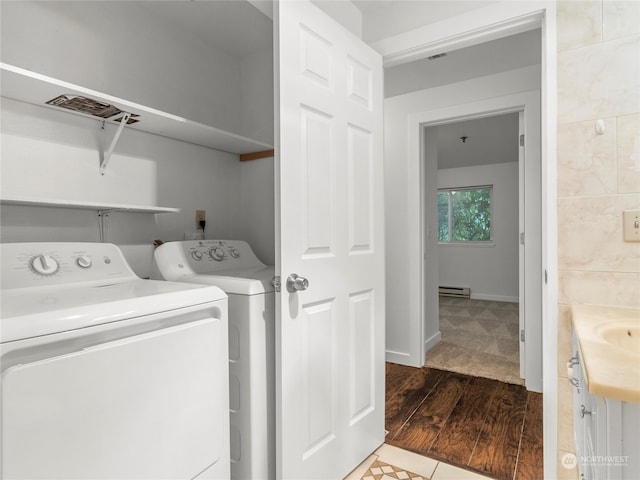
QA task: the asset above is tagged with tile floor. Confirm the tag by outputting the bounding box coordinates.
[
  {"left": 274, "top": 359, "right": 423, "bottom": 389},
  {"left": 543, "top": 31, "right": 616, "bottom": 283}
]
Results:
[{"left": 344, "top": 444, "right": 495, "bottom": 480}]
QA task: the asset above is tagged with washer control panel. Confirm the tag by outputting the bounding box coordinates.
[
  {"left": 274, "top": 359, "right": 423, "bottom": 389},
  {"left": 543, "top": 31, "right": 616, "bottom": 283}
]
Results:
[
  {"left": 1, "top": 242, "right": 136, "bottom": 289},
  {"left": 184, "top": 241, "right": 242, "bottom": 264},
  {"left": 182, "top": 240, "right": 250, "bottom": 268},
  {"left": 153, "top": 240, "right": 266, "bottom": 277}
]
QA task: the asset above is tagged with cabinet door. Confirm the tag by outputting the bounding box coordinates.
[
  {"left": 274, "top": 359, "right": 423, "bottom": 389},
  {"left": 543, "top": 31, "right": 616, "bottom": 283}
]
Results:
[{"left": 620, "top": 401, "right": 640, "bottom": 480}]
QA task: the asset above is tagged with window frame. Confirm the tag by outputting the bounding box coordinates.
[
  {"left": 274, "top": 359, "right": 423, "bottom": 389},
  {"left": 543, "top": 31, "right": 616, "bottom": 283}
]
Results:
[{"left": 437, "top": 185, "right": 494, "bottom": 245}]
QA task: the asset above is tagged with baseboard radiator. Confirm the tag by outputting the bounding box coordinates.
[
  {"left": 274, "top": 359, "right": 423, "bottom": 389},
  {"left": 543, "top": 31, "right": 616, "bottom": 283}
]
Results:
[{"left": 439, "top": 286, "right": 471, "bottom": 298}]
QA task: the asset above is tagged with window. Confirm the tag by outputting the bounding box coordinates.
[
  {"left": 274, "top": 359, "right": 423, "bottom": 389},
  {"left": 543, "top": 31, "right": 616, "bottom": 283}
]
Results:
[{"left": 438, "top": 186, "right": 492, "bottom": 243}]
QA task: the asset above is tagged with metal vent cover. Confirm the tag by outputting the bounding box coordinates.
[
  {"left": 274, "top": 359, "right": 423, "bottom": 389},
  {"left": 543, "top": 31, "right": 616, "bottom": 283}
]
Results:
[
  {"left": 46, "top": 95, "right": 140, "bottom": 124},
  {"left": 427, "top": 53, "right": 447, "bottom": 60}
]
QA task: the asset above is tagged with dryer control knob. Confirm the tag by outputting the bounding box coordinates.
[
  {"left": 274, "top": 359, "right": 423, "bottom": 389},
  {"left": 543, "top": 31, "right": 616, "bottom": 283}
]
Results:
[
  {"left": 229, "top": 248, "right": 240, "bottom": 258},
  {"left": 209, "top": 247, "right": 224, "bottom": 261},
  {"left": 191, "top": 250, "right": 203, "bottom": 261},
  {"left": 31, "top": 254, "right": 59, "bottom": 276},
  {"left": 76, "top": 255, "right": 92, "bottom": 269}
]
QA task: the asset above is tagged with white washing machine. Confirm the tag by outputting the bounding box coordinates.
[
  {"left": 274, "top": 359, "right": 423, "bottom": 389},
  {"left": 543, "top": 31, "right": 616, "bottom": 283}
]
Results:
[
  {"left": 152, "top": 240, "right": 275, "bottom": 480},
  {"left": 0, "top": 242, "right": 230, "bottom": 480}
]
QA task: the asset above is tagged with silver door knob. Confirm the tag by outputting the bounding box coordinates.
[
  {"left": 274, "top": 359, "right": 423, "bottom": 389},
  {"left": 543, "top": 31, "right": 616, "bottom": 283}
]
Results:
[{"left": 286, "top": 274, "right": 309, "bottom": 293}]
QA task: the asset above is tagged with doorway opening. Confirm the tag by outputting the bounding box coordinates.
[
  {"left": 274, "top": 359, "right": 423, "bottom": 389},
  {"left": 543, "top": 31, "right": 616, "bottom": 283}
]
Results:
[
  {"left": 413, "top": 91, "right": 542, "bottom": 393},
  {"left": 421, "top": 112, "right": 523, "bottom": 385},
  {"left": 387, "top": 90, "right": 542, "bottom": 478},
  {"left": 383, "top": 99, "right": 543, "bottom": 478}
]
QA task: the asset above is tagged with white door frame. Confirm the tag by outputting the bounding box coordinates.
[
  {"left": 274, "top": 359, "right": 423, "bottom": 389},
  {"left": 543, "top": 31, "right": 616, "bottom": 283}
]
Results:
[
  {"left": 376, "top": 2, "right": 558, "bottom": 476},
  {"left": 409, "top": 90, "right": 541, "bottom": 392}
]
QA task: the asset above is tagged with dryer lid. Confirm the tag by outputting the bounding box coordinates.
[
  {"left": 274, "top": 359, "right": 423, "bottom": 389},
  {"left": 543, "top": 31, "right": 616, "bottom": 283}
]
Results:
[{"left": 1, "top": 279, "right": 226, "bottom": 343}]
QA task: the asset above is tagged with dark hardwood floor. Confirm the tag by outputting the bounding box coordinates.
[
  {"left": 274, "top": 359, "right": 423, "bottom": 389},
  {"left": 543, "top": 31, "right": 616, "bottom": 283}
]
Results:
[{"left": 385, "top": 363, "right": 543, "bottom": 480}]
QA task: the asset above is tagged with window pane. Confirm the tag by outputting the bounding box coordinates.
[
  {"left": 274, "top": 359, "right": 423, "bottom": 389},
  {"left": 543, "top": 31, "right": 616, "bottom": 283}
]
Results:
[
  {"left": 437, "top": 186, "right": 492, "bottom": 242},
  {"left": 437, "top": 192, "right": 449, "bottom": 242}
]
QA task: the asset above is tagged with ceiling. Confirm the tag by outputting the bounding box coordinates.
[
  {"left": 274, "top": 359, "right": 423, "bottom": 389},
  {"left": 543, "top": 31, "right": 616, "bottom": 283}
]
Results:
[{"left": 435, "top": 113, "right": 520, "bottom": 170}]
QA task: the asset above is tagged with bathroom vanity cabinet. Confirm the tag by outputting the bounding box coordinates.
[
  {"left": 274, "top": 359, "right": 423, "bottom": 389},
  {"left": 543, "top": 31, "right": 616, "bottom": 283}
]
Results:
[{"left": 570, "top": 331, "right": 640, "bottom": 480}]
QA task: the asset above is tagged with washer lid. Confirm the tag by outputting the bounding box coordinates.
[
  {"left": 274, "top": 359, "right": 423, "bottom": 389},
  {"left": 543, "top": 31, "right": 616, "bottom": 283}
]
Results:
[
  {"left": 1, "top": 279, "right": 226, "bottom": 343},
  {"left": 179, "top": 265, "right": 275, "bottom": 295}
]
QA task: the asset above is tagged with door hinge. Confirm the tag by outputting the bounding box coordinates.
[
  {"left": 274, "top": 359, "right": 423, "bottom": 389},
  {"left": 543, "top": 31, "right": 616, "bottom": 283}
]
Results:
[
  {"left": 544, "top": 269, "right": 548, "bottom": 284},
  {"left": 519, "top": 134, "right": 525, "bottom": 147},
  {"left": 271, "top": 276, "right": 281, "bottom": 293},
  {"left": 520, "top": 232, "right": 525, "bottom": 245},
  {"left": 520, "top": 329, "right": 525, "bottom": 342}
]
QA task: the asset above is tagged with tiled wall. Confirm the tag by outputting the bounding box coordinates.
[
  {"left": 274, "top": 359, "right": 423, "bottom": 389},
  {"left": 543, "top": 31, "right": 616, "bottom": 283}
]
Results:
[{"left": 556, "top": 1, "right": 640, "bottom": 478}]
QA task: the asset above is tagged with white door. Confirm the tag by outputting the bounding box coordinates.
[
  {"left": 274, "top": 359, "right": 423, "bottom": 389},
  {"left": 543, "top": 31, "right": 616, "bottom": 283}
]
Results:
[{"left": 275, "top": 1, "right": 385, "bottom": 478}]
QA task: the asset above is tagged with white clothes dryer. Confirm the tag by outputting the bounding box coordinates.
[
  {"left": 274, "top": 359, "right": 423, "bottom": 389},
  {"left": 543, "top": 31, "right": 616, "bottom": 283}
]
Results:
[
  {"left": 152, "top": 240, "right": 275, "bottom": 480},
  {"left": 0, "top": 242, "right": 230, "bottom": 480}
]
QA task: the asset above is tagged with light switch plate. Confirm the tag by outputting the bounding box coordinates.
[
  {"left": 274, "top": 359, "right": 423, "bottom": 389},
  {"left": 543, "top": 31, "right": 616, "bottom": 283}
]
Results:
[{"left": 623, "top": 210, "right": 640, "bottom": 242}]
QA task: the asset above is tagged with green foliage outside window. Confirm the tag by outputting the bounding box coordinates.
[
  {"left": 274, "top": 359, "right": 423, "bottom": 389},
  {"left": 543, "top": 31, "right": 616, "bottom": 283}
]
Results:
[{"left": 438, "top": 186, "right": 492, "bottom": 242}]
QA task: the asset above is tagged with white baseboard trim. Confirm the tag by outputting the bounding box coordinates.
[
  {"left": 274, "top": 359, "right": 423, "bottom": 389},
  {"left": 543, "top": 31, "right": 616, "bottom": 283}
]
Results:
[
  {"left": 385, "top": 349, "right": 411, "bottom": 366},
  {"left": 424, "top": 330, "right": 442, "bottom": 354},
  {"left": 470, "top": 293, "right": 519, "bottom": 303}
]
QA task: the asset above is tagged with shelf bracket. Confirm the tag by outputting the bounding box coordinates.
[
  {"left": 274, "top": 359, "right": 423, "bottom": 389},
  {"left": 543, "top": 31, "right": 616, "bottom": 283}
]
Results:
[
  {"left": 100, "top": 112, "right": 131, "bottom": 175},
  {"left": 97, "top": 210, "right": 109, "bottom": 243}
]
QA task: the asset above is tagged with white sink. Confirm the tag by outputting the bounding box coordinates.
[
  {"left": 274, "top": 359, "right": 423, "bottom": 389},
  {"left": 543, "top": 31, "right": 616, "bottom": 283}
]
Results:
[
  {"left": 594, "top": 320, "right": 640, "bottom": 355},
  {"left": 572, "top": 304, "right": 640, "bottom": 403}
]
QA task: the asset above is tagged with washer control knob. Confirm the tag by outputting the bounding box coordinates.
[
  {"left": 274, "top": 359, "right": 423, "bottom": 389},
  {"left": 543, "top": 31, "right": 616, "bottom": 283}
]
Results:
[
  {"left": 76, "top": 255, "right": 92, "bottom": 269},
  {"left": 31, "top": 254, "right": 59, "bottom": 276},
  {"left": 229, "top": 248, "right": 240, "bottom": 258},
  {"left": 209, "top": 247, "right": 225, "bottom": 261},
  {"left": 191, "top": 250, "right": 203, "bottom": 261}
]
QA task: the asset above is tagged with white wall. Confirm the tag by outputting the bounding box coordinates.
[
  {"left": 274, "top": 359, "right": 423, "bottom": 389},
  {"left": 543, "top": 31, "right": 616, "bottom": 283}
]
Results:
[
  {"left": 239, "top": 157, "right": 276, "bottom": 266},
  {"left": 384, "top": 29, "right": 541, "bottom": 98},
  {"left": 0, "top": 98, "right": 244, "bottom": 275},
  {"left": 0, "top": 1, "right": 276, "bottom": 273},
  {"left": 240, "top": 47, "right": 275, "bottom": 146},
  {"left": 238, "top": 45, "right": 276, "bottom": 266},
  {"left": 384, "top": 65, "right": 540, "bottom": 363},
  {"left": 0, "top": 1, "right": 243, "bottom": 135},
  {"left": 437, "top": 162, "right": 519, "bottom": 302}
]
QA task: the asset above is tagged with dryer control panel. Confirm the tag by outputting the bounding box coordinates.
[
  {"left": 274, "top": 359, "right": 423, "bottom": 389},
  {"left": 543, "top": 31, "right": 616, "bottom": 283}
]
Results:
[{"left": 1, "top": 242, "right": 137, "bottom": 289}]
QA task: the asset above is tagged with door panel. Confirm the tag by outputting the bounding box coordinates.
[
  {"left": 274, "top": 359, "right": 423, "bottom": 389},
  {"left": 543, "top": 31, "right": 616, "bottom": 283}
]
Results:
[
  {"left": 349, "top": 290, "right": 375, "bottom": 422},
  {"left": 301, "top": 106, "right": 335, "bottom": 256},
  {"left": 301, "top": 299, "right": 337, "bottom": 457},
  {"left": 347, "top": 124, "right": 374, "bottom": 252},
  {"left": 275, "top": 1, "right": 384, "bottom": 478}
]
